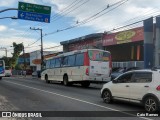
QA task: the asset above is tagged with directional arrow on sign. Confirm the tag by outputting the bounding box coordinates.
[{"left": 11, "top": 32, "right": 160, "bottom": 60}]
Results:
[
  {"left": 20, "top": 13, "right": 24, "bottom": 18},
  {"left": 21, "top": 4, "right": 25, "bottom": 10}
]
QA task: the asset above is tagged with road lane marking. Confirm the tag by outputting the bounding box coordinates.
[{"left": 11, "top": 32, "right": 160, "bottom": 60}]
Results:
[{"left": 5, "top": 80, "right": 153, "bottom": 120}]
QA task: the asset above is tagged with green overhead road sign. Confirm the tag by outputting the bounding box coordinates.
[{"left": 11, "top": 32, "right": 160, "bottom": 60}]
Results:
[
  {"left": 18, "top": 2, "right": 51, "bottom": 23},
  {"left": 18, "top": 2, "right": 51, "bottom": 15}
]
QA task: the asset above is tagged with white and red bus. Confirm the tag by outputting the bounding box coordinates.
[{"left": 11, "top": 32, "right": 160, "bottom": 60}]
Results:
[{"left": 41, "top": 49, "right": 112, "bottom": 87}]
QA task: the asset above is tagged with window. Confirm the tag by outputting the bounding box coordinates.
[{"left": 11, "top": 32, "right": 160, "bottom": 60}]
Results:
[
  {"left": 46, "top": 60, "right": 50, "bottom": 69},
  {"left": 62, "top": 56, "right": 68, "bottom": 67},
  {"left": 68, "top": 55, "right": 75, "bottom": 66},
  {"left": 88, "top": 50, "right": 110, "bottom": 61},
  {"left": 132, "top": 72, "right": 152, "bottom": 83},
  {"left": 75, "top": 53, "right": 84, "bottom": 66},
  {"left": 55, "top": 58, "right": 61, "bottom": 68},
  {"left": 50, "top": 59, "right": 55, "bottom": 68},
  {"left": 5, "top": 66, "right": 10, "bottom": 70},
  {"left": 117, "top": 73, "right": 133, "bottom": 83}
]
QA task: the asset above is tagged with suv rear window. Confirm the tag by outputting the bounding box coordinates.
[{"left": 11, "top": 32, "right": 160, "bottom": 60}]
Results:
[{"left": 132, "top": 72, "right": 152, "bottom": 83}]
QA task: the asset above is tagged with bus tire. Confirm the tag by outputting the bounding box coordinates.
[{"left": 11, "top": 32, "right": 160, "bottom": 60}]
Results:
[
  {"left": 0, "top": 77, "right": 2, "bottom": 80},
  {"left": 63, "top": 75, "right": 69, "bottom": 86},
  {"left": 81, "top": 82, "right": 90, "bottom": 87},
  {"left": 45, "top": 75, "right": 50, "bottom": 83}
]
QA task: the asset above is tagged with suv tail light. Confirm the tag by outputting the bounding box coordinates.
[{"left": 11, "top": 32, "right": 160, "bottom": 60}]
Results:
[
  {"left": 156, "top": 85, "right": 160, "bottom": 91},
  {"left": 86, "top": 68, "right": 89, "bottom": 76}
]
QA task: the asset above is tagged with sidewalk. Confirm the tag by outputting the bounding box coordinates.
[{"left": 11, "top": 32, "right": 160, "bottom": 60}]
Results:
[
  {"left": 12, "top": 75, "right": 32, "bottom": 78},
  {"left": 11, "top": 75, "right": 41, "bottom": 80}
]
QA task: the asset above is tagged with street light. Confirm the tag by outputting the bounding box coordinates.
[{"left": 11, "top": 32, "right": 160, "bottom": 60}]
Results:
[
  {"left": 0, "top": 16, "right": 18, "bottom": 19},
  {"left": 0, "top": 8, "right": 18, "bottom": 13}
]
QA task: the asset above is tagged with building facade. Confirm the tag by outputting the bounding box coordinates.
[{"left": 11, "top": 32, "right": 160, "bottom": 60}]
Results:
[
  {"left": 30, "top": 50, "right": 62, "bottom": 71},
  {"left": 60, "top": 27, "right": 145, "bottom": 68}
]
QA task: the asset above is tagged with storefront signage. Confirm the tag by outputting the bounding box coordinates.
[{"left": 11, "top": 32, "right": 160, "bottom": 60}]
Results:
[
  {"left": 103, "top": 27, "right": 144, "bottom": 46},
  {"left": 68, "top": 40, "right": 96, "bottom": 51},
  {"left": 32, "top": 59, "right": 41, "bottom": 64}
]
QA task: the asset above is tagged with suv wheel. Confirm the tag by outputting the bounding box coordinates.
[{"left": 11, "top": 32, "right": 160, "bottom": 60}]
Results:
[
  {"left": 144, "top": 97, "right": 159, "bottom": 113},
  {"left": 102, "top": 90, "right": 112, "bottom": 103}
]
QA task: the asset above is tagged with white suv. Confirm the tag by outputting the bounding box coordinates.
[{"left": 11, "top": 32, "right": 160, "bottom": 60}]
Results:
[{"left": 101, "top": 69, "right": 160, "bottom": 113}]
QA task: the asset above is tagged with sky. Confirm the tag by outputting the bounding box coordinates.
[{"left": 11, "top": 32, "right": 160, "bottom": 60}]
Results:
[{"left": 0, "top": 0, "right": 160, "bottom": 57}]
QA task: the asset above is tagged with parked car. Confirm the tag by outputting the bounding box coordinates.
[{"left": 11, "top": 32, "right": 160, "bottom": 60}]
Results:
[
  {"left": 126, "top": 67, "right": 141, "bottom": 71},
  {"left": 5, "top": 66, "right": 12, "bottom": 77},
  {"left": 26, "top": 70, "right": 33, "bottom": 75},
  {"left": 101, "top": 69, "right": 160, "bottom": 113},
  {"left": 111, "top": 67, "right": 126, "bottom": 80},
  {"left": 32, "top": 71, "right": 41, "bottom": 78},
  {"left": 111, "top": 67, "right": 141, "bottom": 80}
]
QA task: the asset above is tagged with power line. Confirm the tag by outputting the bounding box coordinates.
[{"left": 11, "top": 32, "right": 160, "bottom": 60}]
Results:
[
  {"left": 28, "top": 37, "right": 41, "bottom": 46},
  {"left": 111, "top": 20, "right": 143, "bottom": 32},
  {"left": 17, "top": 0, "right": 89, "bottom": 48},
  {"left": 44, "top": 0, "right": 128, "bottom": 36},
  {"left": 76, "top": 0, "right": 127, "bottom": 25},
  {"left": 51, "top": 0, "right": 90, "bottom": 22},
  {"left": 78, "top": 0, "right": 128, "bottom": 25},
  {"left": 43, "top": 45, "right": 62, "bottom": 50}
]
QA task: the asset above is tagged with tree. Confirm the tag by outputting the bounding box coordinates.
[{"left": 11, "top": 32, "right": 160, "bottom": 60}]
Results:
[{"left": 10, "top": 42, "right": 23, "bottom": 69}]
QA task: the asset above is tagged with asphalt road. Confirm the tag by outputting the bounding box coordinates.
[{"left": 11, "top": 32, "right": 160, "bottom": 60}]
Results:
[{"left": 0, "top": 77, "right": 159, "bottom": 120}]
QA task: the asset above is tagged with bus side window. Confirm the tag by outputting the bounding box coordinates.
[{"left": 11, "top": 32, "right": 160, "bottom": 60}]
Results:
[
  {"left": 46, "top": 60, "right": 50, "bottom": 69},
  {"left": 51, "top": 59, "right": 55, "bottom": 68},
  {"left": 62, "top": 56, "right": 68, "bottom": 67},
  {"left": 75, "top": 53, "right": 84, "bottom": 66},
  {"left": 68, "top": 55, "right": 75, "bottom": 66},
  {"left": 55, "top": 58, "right": 61, "bottom": 68}
]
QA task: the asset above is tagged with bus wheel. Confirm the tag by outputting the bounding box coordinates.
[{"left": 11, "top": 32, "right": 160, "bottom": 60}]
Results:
[
  {"left": 0, "top": 77, "right": 2, "bottom": 80},
  {"left": 45, "top": 75, "right": 50, "bottom": 83},
  {"left": 81, "top": 82, "right": 90, "bottom": 87},
  {"left": 63, "top": 75, "right": 69, "bottom": 86}
]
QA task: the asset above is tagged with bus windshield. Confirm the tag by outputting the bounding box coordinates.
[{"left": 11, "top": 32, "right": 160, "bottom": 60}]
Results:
[
  {"left": 5, "top": 66, "right": 11, "bottom": 70},
  {"left": 88, "top": 50, "right": 110, "bottom": 61},
  {"left": 0, "top": 61, "right": 3, "bottom": 67}
]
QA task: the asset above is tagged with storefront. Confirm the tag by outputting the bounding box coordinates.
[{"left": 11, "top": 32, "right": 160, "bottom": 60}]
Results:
[
  {"left": 30, "top": 50, "right": 59, "bottom": 71},
  {"left": 61, "top": 27, "right": 145, "bottom": 68},
  {"left": 61, "top": 33, "right": 103, "bottom": 52},
  {"left": 103, "top": 27, "right": 144, "bottom": 62}
]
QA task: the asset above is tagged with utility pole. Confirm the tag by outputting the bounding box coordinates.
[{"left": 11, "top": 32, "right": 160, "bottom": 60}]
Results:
[
  {"left": 22, "top": 44, "right": 26, "bottom": 72},
  {"left": 0, "top": 47, "right": 7, "bottom": 57},
  {"left": 30, "top": 27, "right": 43, "bottom": 70}
]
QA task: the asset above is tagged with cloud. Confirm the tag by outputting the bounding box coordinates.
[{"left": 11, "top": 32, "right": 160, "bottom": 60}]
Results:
[
  {"left": 41, "top": 0, "right": 160, "bottom": 32},
  {"left": 0, "top": 27, "right": 62, "bottom": 57},
  {"left": 0, "top": 0, "right": 16, "bottom": 7},
  {"left": 0, "top": 36, "right": 62, "bottom": 57},
  {"left": 1, "top": 0, "right": 160, "bottom": 57},
  {"left": 3, "top": 0, "right": 154, "bottom": 32},
  {"left": 0, "top": 25, "right": 7, "bottom": 32}
]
